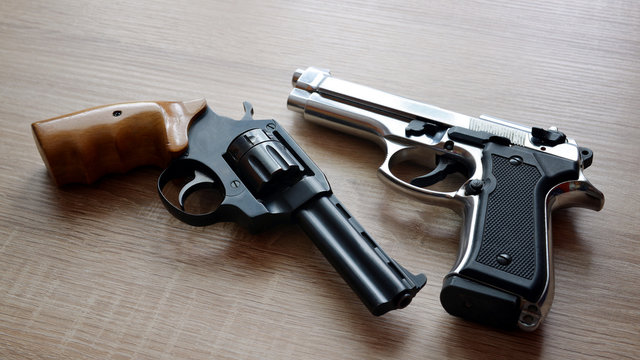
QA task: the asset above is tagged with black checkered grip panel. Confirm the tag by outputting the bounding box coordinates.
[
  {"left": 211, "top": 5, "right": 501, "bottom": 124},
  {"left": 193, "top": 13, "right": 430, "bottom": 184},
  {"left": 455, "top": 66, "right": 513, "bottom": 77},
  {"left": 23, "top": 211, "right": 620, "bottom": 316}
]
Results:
[{"left": 476, "top": 155, "right": 541, "bottom": 279}]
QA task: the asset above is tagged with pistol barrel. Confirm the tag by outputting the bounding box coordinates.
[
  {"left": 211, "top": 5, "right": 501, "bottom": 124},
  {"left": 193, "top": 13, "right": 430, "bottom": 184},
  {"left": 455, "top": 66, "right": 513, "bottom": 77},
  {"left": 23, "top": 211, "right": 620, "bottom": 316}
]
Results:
[
  {"left": 288, "top": 67, "right": 471, "bottom": 131},
  {"left": 288, "top": 67, "right": 582, "bottom": 162}
]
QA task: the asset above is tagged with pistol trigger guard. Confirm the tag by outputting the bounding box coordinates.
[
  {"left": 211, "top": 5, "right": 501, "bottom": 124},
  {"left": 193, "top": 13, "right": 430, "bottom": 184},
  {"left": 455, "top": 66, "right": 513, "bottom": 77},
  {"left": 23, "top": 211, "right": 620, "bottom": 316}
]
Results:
[
  {"left": 178, "top": 170, "right": 216, "bottom": 210},
  {"left": 378, "top": 140, "right": 458, "bottom": 205}
]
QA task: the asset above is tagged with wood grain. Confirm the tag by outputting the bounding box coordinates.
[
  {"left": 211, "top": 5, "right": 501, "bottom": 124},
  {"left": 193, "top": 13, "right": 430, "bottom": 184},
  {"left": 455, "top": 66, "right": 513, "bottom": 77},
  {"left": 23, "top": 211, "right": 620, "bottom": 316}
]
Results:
[
  {"left": 1, "top": 0, "right": 639, "bottom": 359},
  {"left": 31, "top": 99, "right": 206, "bottom": 185}
]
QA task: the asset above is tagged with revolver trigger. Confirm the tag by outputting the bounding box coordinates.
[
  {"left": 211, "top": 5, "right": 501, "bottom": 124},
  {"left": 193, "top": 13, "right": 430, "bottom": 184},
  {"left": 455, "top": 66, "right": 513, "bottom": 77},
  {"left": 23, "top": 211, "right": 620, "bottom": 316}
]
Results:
[
  {"left": 410, "top": 156, "right": 466, "bottom": 188},
  {"left": 178, "top": 170, "right": 216, "bottom": 210}
]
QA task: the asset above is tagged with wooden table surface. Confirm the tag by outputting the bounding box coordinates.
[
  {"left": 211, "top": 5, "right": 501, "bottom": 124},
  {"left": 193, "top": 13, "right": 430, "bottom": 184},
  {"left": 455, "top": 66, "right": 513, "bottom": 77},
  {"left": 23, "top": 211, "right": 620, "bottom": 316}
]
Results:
[{"left": 1, "top": 0, "right": 638, "bottom": 359}]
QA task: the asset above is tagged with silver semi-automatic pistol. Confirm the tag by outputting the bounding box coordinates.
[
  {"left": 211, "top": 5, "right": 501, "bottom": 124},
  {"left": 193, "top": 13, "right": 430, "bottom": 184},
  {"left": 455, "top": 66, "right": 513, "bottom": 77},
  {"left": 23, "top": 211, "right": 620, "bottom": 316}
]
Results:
[{"left": 287, "top": 67, "right": 604, "bottom": 331}]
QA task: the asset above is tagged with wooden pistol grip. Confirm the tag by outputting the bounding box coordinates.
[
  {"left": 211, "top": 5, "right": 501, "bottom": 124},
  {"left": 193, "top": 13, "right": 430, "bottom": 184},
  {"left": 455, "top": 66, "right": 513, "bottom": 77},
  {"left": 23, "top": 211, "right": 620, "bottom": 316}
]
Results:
[{"left": 31, "top": 99, "right": 207, "bottom": 186}]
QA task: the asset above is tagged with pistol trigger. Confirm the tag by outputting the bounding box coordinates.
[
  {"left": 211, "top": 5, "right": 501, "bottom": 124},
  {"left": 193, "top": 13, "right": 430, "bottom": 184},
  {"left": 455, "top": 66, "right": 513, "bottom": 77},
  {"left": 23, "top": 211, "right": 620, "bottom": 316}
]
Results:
[
  {"left": 410, "top": 156, "right": 465, "bottom": 188},
  {"left": 241, "top": 101, "right": 254, "bottom": 121},
  {"left": 178, "top": 170, "right": 216, "bottom": 210}
]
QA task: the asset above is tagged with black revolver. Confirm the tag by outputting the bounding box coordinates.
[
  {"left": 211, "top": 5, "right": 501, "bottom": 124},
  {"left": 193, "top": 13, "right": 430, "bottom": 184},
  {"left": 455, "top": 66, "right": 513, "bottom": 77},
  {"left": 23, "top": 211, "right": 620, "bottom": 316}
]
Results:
[
  {"left": 31, "top": 99, "right": 426, "bottom": 316},
  {"left": 288, "top": 67, "right": 605, "bottom": 330}
]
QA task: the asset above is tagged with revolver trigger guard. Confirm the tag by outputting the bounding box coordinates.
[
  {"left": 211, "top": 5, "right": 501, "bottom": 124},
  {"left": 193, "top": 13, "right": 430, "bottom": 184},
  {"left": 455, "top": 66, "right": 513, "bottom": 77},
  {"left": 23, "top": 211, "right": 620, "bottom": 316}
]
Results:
[
  {"left": 178, "top": 170, "right": 216, "bottom": 210},
  {"left": 157, "top": 158, "right": 230, "bottom": 226}
]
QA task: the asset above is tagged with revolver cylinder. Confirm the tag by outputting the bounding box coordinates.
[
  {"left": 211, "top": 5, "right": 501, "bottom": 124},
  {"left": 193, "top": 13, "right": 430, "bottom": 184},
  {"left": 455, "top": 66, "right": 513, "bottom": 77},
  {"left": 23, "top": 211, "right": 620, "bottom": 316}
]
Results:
[{"left": 228, "top": 129, "right": 303, "bottom": 196}]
